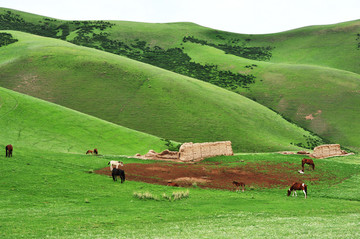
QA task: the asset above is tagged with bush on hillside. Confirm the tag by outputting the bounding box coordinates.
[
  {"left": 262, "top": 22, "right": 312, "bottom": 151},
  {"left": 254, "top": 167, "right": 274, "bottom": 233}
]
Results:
[
  {"left": 161, "top": 139, "right": 182, "bottom": 152},
  {"left": 183, "top": 36, "right": 273, "bottom": 61},
  {"left": 0, "top": 32, "right": 18, "bottom": 47},
  {"left": 0, "top": 11, "right": 256, "bottom": 90}
]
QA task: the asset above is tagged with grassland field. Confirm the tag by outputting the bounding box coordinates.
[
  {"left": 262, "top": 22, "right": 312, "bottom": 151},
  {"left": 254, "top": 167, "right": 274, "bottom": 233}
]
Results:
[
  {"left": 1, "top": 147, "right": 359, "bottom": 238},
  {"left": 1, "top": 8, "right": 360, "bottom": 238}
]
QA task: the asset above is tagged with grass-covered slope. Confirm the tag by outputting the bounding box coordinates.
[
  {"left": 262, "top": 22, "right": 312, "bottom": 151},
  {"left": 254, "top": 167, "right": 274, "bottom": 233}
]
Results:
[
  {"left": 1, "top": 148, "right": 360, "bottom": 238},
  {"left": 182, "top": 42, "right": 360, "bottom": 152},
  {"left": 0, "top": 31, "right": 314, "bottom": 153},
  {"left": 0, "top": 86, "right": 167, "bottom": 155},
  {"left": 1, "top": 8, "right": 359, "bottom": 152}
]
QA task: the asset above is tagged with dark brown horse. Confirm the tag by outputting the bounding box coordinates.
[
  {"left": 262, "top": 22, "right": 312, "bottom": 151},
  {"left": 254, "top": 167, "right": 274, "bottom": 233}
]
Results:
[
  {"left": 302, "top": 158, "right": 315, "bottom": 171},
  {"left": 93, "top": 148, "right": 98, "bottom": 155},
  {"left": 232, "top": 181, "right": 245, "bottom": 192},
  {"left": 287, "top": 182, "right": 307, "bottom": 199},
  {"left": 5, "top": 144, "right": 13, "bottom": 157},
  {"left": 86, "top": 150, "right": 93, "bottom": 155},
  {"left": 112, "top": 168, "right": 125, "bottom": 183}
]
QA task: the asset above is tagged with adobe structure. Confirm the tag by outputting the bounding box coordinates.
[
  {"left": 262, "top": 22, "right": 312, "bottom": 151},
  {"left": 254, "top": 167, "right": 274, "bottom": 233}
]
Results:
[
  {"left": 310, "top": 144, "right": 351, "bottom": 159},
  {"left": 178, "top": 141, "right": 233, "bottom": 162},
  {"left": 135, "top": 141, "right": 233, "bottom": 162}
]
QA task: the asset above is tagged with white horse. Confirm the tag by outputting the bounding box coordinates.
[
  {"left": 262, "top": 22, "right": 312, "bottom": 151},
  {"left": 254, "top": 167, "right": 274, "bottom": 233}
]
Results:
[{"left": 108, "top": 161, "right": 124, "bottom": 171}]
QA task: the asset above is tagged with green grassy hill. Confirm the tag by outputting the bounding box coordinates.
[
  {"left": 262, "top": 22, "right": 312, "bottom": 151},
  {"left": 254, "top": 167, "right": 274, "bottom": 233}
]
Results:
[
  {"left": 0, "top": 8, "right": 359, "bottom": 152},
  {"left": 182, "top": 42, "right": 360, "bottom": 152},
  {"left": 0, "top": 31, "right": 314, "bottom": 153},
  {"left": 0, "top": 86, "right": 167, "bottom": 155},
  {"left": 1, "top": 9, "right": 360, "bottom": 239}
]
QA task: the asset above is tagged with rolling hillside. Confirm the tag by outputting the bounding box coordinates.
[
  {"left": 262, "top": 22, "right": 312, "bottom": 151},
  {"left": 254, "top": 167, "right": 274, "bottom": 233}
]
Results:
[
  {"left": 182, "top": 42, "right": 360, "bottom": 152},
  {"left": 1, "top": 8, "right": 360, "bottom": 239},
  {"left": 0, "top": 31, "right": 315, "bottom": 153},
  {"left": 0, "top": 7, "right": 359, "bottom": 152},
  {"left": 0, "top": 86, "right": 168, "bottom": 155}
]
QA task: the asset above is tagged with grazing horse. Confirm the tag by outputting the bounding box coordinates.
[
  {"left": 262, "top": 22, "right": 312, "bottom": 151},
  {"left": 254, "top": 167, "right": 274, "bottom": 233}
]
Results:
[
  {"left": 302, "top": 158, "right": 315, "bottom": 171},
  {"left": 167, "top": 181, "right": 179, "bottom": 187},
  {"left": 86, "top": 150, "right": 93, "bottom": 155},
  {"left": 93, "top": 148, "right": 98, "bottom": 155},
  {"left": 5, "top": 144, "right": 13, "bottom": 157},
  {"left": 108, "top": 161, "right": 124, "bottom": 171},
  {"left": 112, "top": 168, "right": 125, "bottom": 183},
  {"left": 287, "top": 182, "right": 307, "bottom": 199},
  {"left": 232, "top": 181, "right": 245, "bottom": 192}
]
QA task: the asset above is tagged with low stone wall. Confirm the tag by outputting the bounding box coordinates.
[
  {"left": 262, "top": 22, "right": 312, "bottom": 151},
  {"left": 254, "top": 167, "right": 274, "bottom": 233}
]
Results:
[
  {"left": 179, "top": 141, "right": 233, "bottom": 162},
  {"left": 310, "top": 144, "right": 349, "bottom": 159}
]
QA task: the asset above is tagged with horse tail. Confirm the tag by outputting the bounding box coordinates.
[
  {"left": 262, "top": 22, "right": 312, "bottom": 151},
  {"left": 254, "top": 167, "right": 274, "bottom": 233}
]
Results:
[
  {"left": 108, "top": 161, "right": 110, "bottom": 165},
  {"left": 304, "top": 185, "right": 308, "bottom": 195},
  {"left": 312, "top": 163, "right": 315, "bottom": 170}
]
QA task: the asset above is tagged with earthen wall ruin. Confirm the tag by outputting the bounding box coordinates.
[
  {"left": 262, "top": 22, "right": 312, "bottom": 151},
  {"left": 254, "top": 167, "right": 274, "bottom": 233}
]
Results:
[
  {"left": 135, "top": 141, "right": 234, "bottom": 162},
  {"left": 311, "top": 144, "right": 348, "bottom": 159},
  {"left": 178, "top": 141, "right": 233, "bottom": 162}
]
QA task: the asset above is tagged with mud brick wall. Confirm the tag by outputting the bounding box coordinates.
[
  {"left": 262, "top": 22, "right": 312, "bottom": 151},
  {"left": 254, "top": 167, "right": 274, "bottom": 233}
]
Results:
[
  {"left": 311, "top": 144, "right": 344, "bottom": 159},
  {"left": 179, "top": 141, "right": 233, "bottom": 162}
]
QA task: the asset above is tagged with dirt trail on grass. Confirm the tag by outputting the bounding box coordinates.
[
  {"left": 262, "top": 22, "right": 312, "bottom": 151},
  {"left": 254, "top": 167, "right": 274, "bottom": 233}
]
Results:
[{"left": 95, "top": 161, "right": 321, "bottom": 190}]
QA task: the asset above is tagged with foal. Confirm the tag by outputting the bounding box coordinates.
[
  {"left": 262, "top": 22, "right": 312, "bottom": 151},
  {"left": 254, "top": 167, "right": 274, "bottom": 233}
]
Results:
[
  {"left": 232, "top": 181, "right": 245, "bottom": 192},
  {"left": 5, "top": 144, "right": 13, "bottom": 157},
  {"left": 287, "top": 182, "right": 307, "bottom": 199}
]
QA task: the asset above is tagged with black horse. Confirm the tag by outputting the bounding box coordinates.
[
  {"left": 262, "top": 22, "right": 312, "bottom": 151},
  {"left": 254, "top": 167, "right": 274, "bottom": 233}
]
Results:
[
  {"left": 112, "top": 168, "right": 125, "bottom": 183},
  {"left": 5, "top": 144, "right": 13, "bottom": 157}
]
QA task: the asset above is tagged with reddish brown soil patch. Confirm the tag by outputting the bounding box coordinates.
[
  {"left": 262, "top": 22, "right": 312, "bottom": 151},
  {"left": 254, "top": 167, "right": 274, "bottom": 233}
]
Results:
[{"left": 95, "top": 161, "right": 319, "bottom": 190}]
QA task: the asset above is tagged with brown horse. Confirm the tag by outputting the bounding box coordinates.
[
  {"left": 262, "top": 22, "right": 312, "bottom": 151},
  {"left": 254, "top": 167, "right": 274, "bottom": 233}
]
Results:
[
  {"left": 86, "top": 150, "right": 93, "bottom": 155},
  {"left": 302, "top": 158, "right": 315, "bottom": 171},
  {"left": 287, "top": 182, "right": 307, "bottom": 199},
  {"left": 93, "top": 148, "right": 98, "bottom": 155},
  {"left": 5, "top": 144, "right": 13, "bottom": 157},
  {"left": 232, "top": 181, "right": 245, "bottom": 192}
]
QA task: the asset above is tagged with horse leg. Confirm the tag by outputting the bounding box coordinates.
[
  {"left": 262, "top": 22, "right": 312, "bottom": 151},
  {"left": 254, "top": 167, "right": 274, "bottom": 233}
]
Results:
[{"left": 303, "top": 190, "right": 307, "bottom": 199}]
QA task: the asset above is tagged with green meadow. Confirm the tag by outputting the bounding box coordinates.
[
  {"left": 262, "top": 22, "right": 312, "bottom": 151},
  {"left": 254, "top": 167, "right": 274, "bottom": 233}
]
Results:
[
  {"left": 1, "top": 147, "right": 359, "bottom": 238},
  {"left": 0, "top": 7, "right": 360, "bottom": 238}
]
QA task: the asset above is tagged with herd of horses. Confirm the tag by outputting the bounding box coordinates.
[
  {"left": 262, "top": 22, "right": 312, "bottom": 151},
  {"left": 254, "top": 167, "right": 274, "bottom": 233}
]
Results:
[
  {"left": 106, "top": 156, "right": 315, "bottom": 199},
  {"left": 4, "top": 144, "right": 314, "bottom": 198}
]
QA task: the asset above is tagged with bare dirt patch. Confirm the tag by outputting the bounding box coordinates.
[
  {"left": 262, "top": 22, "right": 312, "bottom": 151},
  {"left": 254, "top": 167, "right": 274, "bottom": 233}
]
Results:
[{"left": 95, "top": 161, "right": 321, "bottom": 190}]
